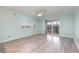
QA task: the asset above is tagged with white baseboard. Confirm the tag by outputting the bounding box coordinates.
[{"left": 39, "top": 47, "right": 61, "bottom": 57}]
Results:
[
  {"left": 0, "top": 33, "right": 39, "bottom": 44},
  {"left": 73, "top": 39, "right": 79, "bottom": 51},
  {"left": 59, "top": 35, "right": 73, "bottom": 39}
]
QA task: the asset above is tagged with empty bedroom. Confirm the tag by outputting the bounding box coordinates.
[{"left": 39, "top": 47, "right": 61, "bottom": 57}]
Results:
[{"left": 0, "top": 6, "right": 79, "bottom": 53}]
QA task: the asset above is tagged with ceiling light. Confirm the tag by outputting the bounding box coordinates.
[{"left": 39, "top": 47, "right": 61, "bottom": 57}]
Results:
[
  {"left": 34, "top": 9, "right": 47, "bottom": 16},
  {"left": 38, "top": 13, "right": 42, "bottom": 16}
]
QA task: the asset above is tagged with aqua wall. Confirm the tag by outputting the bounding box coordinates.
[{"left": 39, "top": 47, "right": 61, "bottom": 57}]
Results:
[
  {"left": 0, "top": 7, "right": 77, "bottom": 43},
  {"left": 74, "top": 8, "right": 79, "bottom": 40},
  {"left": 35, "top": 17, "right": 43, "bottom": 33},
  {"left": 40, "top": 13, "right": 74, "bottom": 38},
  {"left": 74, "top": 8, "right": 79, "bottom": 49},
  {"left": 0, "top": 8, "right": 40, "bottom": 43},
  {"left": 59, "top": 13, "right": 74, "bottom": 38}
]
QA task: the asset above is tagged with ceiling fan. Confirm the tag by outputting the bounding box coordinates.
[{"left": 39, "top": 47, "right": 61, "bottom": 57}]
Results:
[{"left": 33, "top": 9, "right": 47, "bottom": 16}]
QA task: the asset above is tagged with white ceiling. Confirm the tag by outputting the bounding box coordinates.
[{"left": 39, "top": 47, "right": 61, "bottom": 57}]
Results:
[{"left": 0, "top": 6, "right": 76, "bottom": 17}]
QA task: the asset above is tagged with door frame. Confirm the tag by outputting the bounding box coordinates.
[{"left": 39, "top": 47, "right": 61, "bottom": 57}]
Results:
[
  {"left": 45, "top": 19, "right": 60, "bottom": 35},
  {"left": 45, "top": 20, "right": 47, "bottom": 34}
]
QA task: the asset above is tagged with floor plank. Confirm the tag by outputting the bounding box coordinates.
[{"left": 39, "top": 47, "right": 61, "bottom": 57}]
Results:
[{"left": 0, "top": 34, "right": 78, "bottom": 53}]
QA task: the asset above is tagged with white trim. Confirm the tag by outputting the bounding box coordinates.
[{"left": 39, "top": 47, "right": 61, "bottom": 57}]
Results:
[
  {"left": 59, "top": 35, "right": 73, "bottom": 39},
  {"left": 0, "top": 33, "right": 39, "bottom": 44},
  {"left": 73, "top": 39, "right": 79, "bottom": 51}
]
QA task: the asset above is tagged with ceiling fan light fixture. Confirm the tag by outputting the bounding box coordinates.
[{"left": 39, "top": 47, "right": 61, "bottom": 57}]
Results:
[{"left": 38, "top": 13, "right": 42, "bottom": 16}]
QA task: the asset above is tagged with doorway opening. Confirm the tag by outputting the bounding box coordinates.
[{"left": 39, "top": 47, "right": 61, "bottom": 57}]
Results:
[{"left": 45, "top": 20, "right": 59, "bottom": 35}]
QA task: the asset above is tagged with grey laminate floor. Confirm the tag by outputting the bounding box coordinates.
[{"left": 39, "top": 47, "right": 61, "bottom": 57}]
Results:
[{"left": 0, "top": 34, "right": 78, "bottom": 53}]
